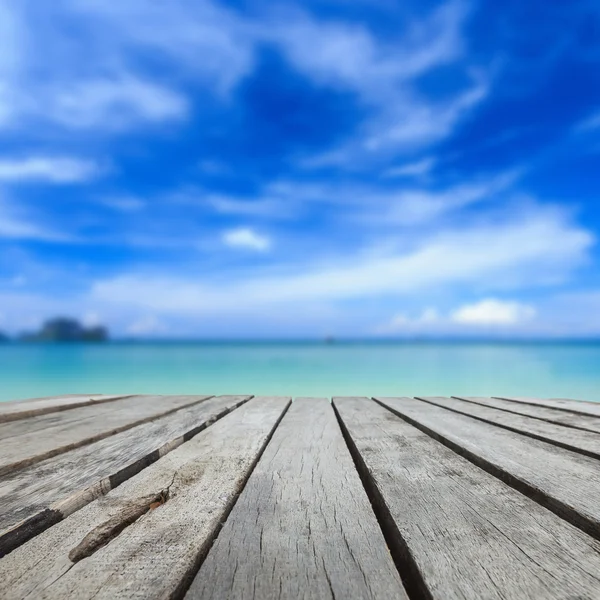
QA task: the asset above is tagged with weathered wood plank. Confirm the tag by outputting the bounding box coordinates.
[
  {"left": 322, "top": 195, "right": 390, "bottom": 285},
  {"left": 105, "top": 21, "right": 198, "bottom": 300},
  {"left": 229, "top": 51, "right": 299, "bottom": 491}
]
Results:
[
  {"left": 0, "top": 394, "right": 212, "bottom": 476},
  {"left": 455, "top": 395, "right": 600, "bottom": 434},
  {"left": 418, "top": 395, "right": 600, "bottom": 459},
  {"left": 0, "top": 397, "right": 290, "bottom": 600},
  {"left": 0, "top": 395, "right": 249, "bottom": 557},
  {"left": 376, "top": 396, "right": 600, "bottom": 539},
  {"left": 495, "top": 396, "right": 600, "bottom": 417},
  {"left": 335, "top": 397, "right": 600, "bottom": 600},
  {"left": 0, "top": 394, "right": 131, "bottom": 423},
  {"left": 186, "top": 397, "right": 407, "bottom": 600}
]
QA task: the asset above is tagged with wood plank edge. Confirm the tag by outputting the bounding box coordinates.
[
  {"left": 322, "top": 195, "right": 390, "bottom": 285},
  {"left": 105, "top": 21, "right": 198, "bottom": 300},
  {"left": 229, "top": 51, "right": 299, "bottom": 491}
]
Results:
[
  {"left": 331, "top": 398, "right": 434, "bottom": 600},
  {"left": 451, "top": 396, "right": 600, "bottom": 435},
  {"left": 175, "top": 397, "right": 292, "bottom": 599},
  {"left": 0, "top": 396, "right": 215, "bottom": 478},
  {"left": 493, "top": 396, "right": 600, "bottom": 417},
  {"left": 0, "top": 396, "right": 251, "bottom": 559},
  {"left": 415, "top": 396, "right": 600, "bottom": 462},
  {"left": 0, "top": 395, "right": 137, "bottom": 424},
  {"left": 373, "top": 397, "right": 600, "bottom": 543}
]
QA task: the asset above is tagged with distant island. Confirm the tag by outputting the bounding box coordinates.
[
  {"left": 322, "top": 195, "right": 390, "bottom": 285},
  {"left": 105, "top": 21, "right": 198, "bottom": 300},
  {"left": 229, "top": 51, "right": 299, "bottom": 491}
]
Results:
[
  {"left": 19, "top": 317, "right": 109, "bottom": 342},
  {"left": 0, "top": 331, "right": 8, "bottom": 343}
]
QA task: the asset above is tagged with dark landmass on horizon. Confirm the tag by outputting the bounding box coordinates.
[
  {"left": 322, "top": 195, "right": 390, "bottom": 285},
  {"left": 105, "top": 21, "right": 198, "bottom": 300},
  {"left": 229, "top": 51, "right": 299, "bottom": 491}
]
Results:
[{"left": 17, "top": 318, "right": 109, "bottom": 343}]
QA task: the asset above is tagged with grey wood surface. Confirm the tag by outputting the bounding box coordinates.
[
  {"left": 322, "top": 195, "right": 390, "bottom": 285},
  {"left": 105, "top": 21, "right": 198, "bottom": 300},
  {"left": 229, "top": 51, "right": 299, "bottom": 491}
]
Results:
[
  {"left": 418, "top": 395, "right": 600, "bottom": 459},
  {"left": 186, "top": 397, "right": 407, "bottom": 600},
  {"left": 0, "top": 395, "right": 130, "bottom": 423},
  {"left": 0, "top": 394, "right": 215, "bottom": 477},
  {"left": 334, "top": 397, "right": 600, "bottom": 600},
  {"left": 0, "top": 395, "right": 249, "bottom": 557},
  {"left": 376, "top": 396, "right": 600, "bottom": 539},
  {"left": 0, "top": 397, "right": 290, "bottom": 600},
  {"left": 495, "top": 396, "right": 600, "bottom": 417},
  {"left": 455, "top": 395, "right": 600, "bottom": 433}
]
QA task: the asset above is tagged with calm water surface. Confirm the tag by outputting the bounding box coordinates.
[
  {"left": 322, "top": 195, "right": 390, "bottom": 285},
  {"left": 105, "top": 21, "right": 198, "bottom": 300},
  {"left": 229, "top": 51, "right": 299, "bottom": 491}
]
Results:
[{"left": 0, "top": 342, "right": 599, "bottom": 402}]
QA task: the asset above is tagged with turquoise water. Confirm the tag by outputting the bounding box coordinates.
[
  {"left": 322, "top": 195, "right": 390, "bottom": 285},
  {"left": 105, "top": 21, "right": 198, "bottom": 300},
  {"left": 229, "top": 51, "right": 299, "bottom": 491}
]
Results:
[{"left": 0, "top": 341, "right": 599, "bottom": 402}]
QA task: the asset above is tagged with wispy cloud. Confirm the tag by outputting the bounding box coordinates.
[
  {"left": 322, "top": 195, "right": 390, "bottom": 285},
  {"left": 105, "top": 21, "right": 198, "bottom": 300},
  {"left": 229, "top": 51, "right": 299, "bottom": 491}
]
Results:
[
  {"left": 575, "top": 109, "right": 600, "bottom": 133},
  {"left": 0, "top": 156, "right": 101, "bottom": 183},
  {"left": 270, "top": 1, "right": 467, "bottom": 99},
  {"left": 383, "top": 157, "right": 436, "bottom": 179},
  {"left": 46, "top": 77, "right": 189, "bottom": 130},
  {"left": 89, "top": 205, "right": 592, "bottom": 315},
  {"left": 0, "top": 0, "right": 245, "bottom": 132},
  {"left": 278, "top": 0, "right": 489, "bottom": 167},
  {"left": 207, "top": 168, "right": 522, "bottom": 227},
  {"left": 0, "top": 195, "right": 69, "bottom": 241}
]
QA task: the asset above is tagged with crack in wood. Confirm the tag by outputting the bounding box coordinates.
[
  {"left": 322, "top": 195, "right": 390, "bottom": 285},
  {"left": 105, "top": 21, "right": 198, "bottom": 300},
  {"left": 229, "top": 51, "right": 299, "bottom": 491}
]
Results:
[{"left": 68, "top": 490, "right": 169, "bottom": 563}]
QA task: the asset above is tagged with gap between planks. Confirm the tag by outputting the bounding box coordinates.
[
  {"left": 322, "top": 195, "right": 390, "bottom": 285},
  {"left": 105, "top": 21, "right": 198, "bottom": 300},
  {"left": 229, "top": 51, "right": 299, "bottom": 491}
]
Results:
[
  {"left": 335, "top": 397, "right": 600, "bottom": 600},
  {"left": 0, "top": 395, "right": 251, "bottom": 558},
  {"left": 0, "top": 395, "right": 135, "bottom": 423},
  {"left": 0, "top": 397, "right": 292, "bottom": 600},
  {"left": 375, "top": 397, "right": 600, "bottom": 543}
]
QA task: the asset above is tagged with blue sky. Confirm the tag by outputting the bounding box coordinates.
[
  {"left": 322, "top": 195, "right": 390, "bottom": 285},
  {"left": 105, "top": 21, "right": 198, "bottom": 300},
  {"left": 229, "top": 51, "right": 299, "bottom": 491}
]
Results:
[{"left": 0, "top": 0, "right": 599, "bottom": 338}]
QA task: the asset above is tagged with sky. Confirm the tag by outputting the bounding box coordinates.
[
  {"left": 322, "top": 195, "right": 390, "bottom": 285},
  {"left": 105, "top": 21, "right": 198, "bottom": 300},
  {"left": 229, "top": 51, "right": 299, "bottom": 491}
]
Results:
[{"left": 0, "top": 0, "right": 599, "bottom": 338}]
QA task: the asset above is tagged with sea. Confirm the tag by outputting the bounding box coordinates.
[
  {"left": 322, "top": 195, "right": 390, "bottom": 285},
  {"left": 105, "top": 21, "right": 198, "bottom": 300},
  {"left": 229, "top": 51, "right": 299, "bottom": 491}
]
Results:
[{"left": 1, "top": 341, "right": 599, "bottom": 403}]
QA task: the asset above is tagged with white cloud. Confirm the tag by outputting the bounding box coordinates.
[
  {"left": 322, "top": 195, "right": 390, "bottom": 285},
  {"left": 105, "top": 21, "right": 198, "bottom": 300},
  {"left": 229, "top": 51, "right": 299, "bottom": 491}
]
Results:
[
  {"left": 0, "top": 0, "right": 245, "bottom": 131},
  {"left": 364, "top": 75, "right": 488, "bottom": 153},
  {"left": 363, "top": 169, "right": 521, "bottom": 226},
  {"left": 67, "top": 0, "right": 254, "bottom": 96},
  {"left": 47, "top": 77, "right": 188, "bottom": 129},
  {"left": 222, "top": 227, "right": 271, "bottom": 252},
  {"left": 0, "top": 194, "right": 69, "bottom": 241},
  {"left": 0, "top": 156, "right": 100, "bottom": 183},
  {"left": 270, "top": 1, "right": 466, "bottom": 99},
  {"left": 89, "top": 206, "right": 592, "bottom": 314},
  {"left": 210, "top": 169, "right": 521, "bottom": 226},
  {"left": 451, "top": 299, "right": 536, "bottom": 326},
  {"left": 278, "top": 0, "right": 488, "bottom": 165},
  {"left": 376, "top": 299, "right": 536, "bottom": 334},
  {"left": 384, "top": 157, "right": 436, "bottom": 178}
]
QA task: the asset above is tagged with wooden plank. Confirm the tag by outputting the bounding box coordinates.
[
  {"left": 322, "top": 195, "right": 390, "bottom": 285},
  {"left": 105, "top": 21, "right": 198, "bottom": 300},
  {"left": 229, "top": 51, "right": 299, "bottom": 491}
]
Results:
[
  {"left": 0, "top": 397, "right": 290, "bottom": 600},
  {"left": 0, "top": 395, "right": 249, "bottom": 557},
  {"left": 0, "top": 394, "right": 213, "bottom": 476},
  {"left": 335, "top": 397, "right": 600, "bottom": 600},
  {"left": 376, "top": 396, "right": 600, "bottom": 540},
  {"left": 418, "top": 396, "right": 600, "bottom": 459},
  {"left": 186, "top": 397, "right": 407, "bottom": 600},
  {"left": 0, "top": 394, "right": 132, "bottom": 423},
  {"left": 495, "top": 396, "right": 600, "bottom": 417},
  {"left": 455, "top": 395, "right": 600, "bottom": 434}
]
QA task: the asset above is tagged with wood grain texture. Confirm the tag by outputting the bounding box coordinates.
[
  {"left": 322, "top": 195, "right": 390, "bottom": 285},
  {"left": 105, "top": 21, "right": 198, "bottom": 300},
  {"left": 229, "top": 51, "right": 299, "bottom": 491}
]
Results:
[
  {"left": 0, "top": 395, "right": 214, "bottom": 476},
  {"left": 0, "top": 395, "right": 249, "bottom": 557},
  {"left": 0, "top": 395, "right": 131, "bottom": 423},
  {"left": 0, "top": 397, "right": 290, "bottom": 600},
  {"left": 186, "top": 397, "right": 407, "bottom": 600},
  {"left": 495, "top": 396, "right": 600, "bottom": 417},
  {"left": 455, "top": 395, "right": 600, "bottom": 434},
  {"left": 376, "top": 396, "right": 600, "bottom": 540},
  {"left": 418, "top": 396, "right": 600, "bottom": 459},
  {"left": 335, "top": 397, "right": 600, "bottom": 600}
]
